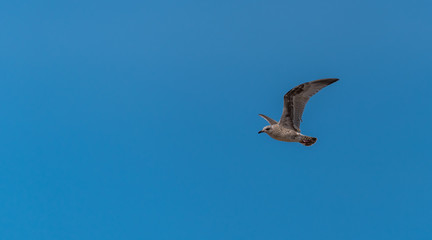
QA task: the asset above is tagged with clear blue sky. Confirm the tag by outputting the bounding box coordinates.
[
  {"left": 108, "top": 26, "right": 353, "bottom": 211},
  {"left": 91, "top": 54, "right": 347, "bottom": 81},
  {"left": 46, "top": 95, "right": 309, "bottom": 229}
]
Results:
[{"left": 1, "top": 0, "right": 431, "bottom": 239}]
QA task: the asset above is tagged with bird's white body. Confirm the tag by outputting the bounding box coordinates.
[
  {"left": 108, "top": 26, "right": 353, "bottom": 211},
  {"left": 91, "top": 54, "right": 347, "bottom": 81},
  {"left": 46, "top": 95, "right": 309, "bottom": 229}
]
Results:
[{"left": 265, "top": 125, "right": 303, "bottom": 142}]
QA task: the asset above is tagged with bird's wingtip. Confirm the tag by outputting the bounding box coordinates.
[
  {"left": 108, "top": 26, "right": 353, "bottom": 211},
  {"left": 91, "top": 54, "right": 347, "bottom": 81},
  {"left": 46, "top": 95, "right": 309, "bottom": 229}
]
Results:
[
  {"left": 326, "top": 78, "right": 339, "bottom": 84},
  {"left": 314, "top": 78, "right": 340, "bottom": 83}
]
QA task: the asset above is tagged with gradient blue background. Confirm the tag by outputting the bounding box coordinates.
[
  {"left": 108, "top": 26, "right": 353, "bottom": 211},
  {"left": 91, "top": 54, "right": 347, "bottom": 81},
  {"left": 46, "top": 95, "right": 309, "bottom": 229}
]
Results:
[{"left": 1, "top": 0, "right": 431, "bottom": 239}]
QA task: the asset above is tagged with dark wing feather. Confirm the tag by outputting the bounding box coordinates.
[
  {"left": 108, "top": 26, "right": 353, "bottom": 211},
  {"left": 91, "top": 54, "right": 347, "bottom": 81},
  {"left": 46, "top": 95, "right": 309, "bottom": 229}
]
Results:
[{"left": 279, "top": 78, "right": 339, "bottom": 132}]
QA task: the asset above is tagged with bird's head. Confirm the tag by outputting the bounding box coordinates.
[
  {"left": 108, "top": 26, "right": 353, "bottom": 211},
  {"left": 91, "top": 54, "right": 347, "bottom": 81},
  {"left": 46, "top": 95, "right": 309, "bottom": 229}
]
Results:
[{"left": 258, "top": 125, "right": 272, "bottom": 135}]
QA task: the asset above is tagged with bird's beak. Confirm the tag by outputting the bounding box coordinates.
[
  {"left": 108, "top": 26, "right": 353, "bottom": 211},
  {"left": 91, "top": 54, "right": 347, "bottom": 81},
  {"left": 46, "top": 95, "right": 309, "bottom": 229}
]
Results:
[{"left": 258, "top": 130, "right": 264, "bottom": 134}]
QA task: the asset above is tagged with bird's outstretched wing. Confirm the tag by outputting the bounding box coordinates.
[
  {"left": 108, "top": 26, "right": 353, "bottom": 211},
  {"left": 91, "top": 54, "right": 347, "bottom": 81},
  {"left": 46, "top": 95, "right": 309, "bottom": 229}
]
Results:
[
  {"left": 279, "top": 78, "right": 339, "bottom": 132},
  {"left": 258, "top": 114, "right": 278, "bottom": 125}
]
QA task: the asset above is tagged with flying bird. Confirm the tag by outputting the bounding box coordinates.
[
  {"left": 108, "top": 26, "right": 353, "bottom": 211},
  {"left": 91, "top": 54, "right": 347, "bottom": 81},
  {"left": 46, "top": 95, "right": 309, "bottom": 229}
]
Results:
[{"left": 258, "top": 78, "right": 339, "bottom": 146}]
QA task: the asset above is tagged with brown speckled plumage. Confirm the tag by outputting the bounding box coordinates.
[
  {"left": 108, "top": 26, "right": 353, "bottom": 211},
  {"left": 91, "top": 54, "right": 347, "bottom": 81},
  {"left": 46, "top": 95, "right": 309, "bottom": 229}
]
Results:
[{"left": 258, "top": 78, "right": 339, "bottom": 146}]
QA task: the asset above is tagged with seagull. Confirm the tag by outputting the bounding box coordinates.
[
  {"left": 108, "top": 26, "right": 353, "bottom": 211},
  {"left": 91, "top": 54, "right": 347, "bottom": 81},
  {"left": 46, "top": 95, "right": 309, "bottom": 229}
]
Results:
[{"left": 258, "top": 78, "right": 339, "bottom": 146}]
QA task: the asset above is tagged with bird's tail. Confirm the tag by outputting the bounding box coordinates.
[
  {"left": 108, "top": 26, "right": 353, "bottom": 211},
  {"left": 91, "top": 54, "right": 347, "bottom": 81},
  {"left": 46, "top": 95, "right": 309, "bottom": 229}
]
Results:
[{"left": 300, "top": 136, "right": 317, "bottom": 146}]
